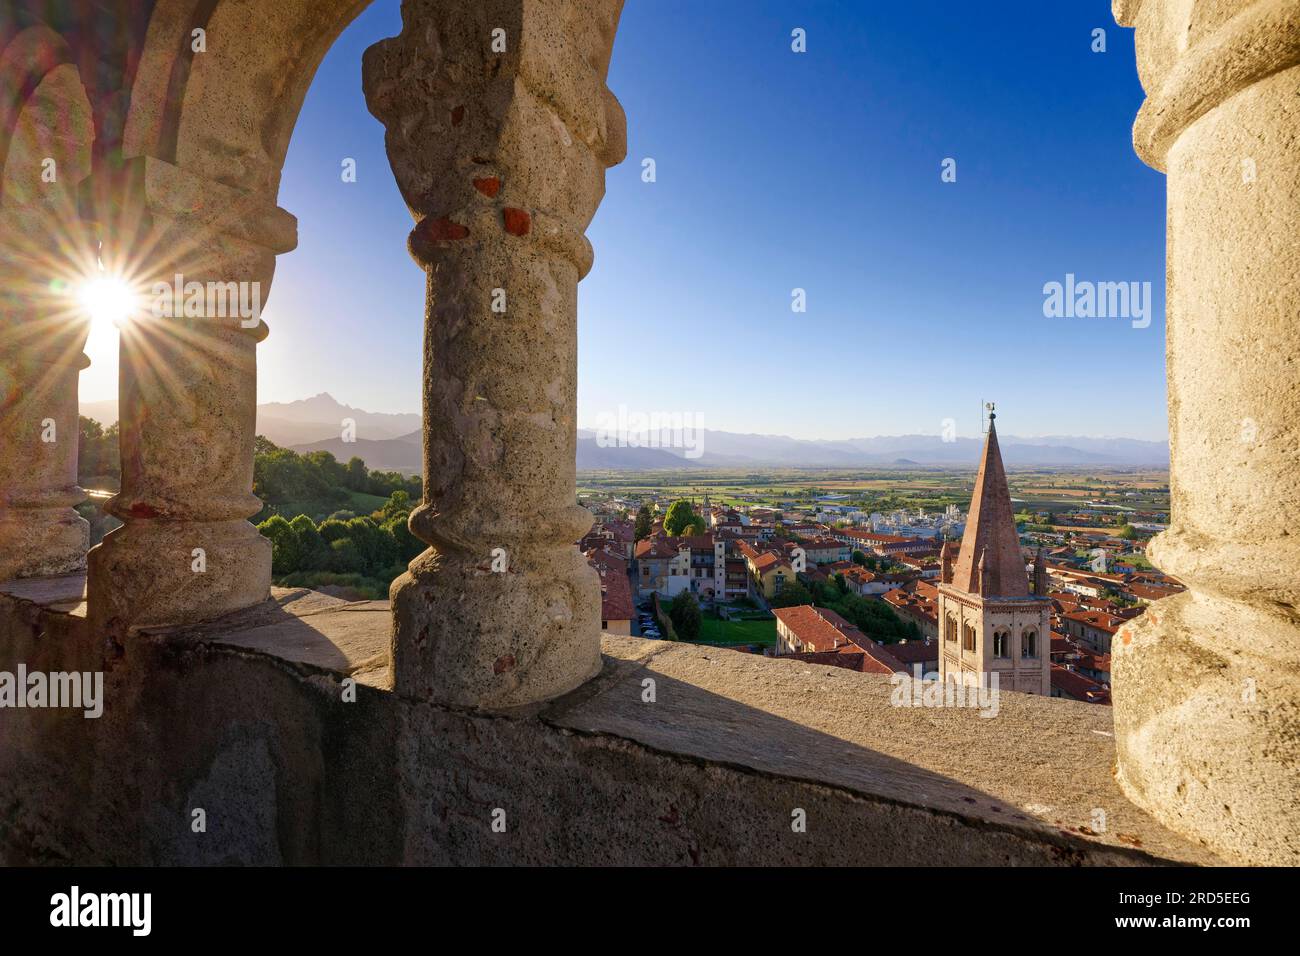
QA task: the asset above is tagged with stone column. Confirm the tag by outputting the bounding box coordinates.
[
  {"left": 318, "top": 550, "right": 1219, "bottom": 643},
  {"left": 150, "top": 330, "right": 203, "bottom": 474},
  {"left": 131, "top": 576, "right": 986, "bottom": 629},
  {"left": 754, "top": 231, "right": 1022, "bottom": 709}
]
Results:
[
  {"left": 1112, "top": 0, "right": 1300, "bottom": 864},
  {"left": 81, "top": 158, "right": 297, "bottom": 631},
  {"left": 363, "top": 0, "right": 626, "bottom": 708},
  {"left": 0, "top": 202, "right": 91, "bottom": 580}
]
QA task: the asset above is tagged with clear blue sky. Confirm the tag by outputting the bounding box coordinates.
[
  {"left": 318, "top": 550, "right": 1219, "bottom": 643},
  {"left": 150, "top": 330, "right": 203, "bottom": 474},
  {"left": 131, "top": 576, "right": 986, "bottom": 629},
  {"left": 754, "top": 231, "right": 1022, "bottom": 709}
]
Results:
[{"left": 256, "top": 0, "right": 1167, "bottom": 442}]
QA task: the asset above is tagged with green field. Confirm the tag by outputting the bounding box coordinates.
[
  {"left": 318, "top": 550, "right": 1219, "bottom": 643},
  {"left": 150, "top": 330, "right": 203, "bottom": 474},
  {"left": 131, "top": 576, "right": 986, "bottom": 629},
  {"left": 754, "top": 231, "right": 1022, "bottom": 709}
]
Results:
[
  {"left": 578, "top": 467, "right": 1170, "bottom": 518},
  {"left": 695, "top": 613, "right": 777, "bottom": 648}
]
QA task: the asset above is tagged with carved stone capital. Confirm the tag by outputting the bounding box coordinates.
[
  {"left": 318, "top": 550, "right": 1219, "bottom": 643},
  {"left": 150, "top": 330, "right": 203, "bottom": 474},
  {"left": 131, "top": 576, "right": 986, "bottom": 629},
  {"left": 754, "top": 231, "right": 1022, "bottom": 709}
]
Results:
[{"left": 363, "top": 0, "right": 625, "bottom": 276}]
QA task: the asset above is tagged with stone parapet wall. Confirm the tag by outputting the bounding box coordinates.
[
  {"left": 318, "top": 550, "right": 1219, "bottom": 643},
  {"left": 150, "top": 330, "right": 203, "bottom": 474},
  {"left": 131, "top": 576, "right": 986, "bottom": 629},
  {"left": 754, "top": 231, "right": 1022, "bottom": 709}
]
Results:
[{"left": 0, "top": 579, "right": 1216, "bottom": 865}]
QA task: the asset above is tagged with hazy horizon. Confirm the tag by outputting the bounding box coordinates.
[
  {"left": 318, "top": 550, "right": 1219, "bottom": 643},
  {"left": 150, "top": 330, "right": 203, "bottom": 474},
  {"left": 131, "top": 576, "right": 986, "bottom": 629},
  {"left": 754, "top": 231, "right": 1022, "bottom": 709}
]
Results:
[{"left": 78, "top": 389, "right": 1167, "bottom": 446}]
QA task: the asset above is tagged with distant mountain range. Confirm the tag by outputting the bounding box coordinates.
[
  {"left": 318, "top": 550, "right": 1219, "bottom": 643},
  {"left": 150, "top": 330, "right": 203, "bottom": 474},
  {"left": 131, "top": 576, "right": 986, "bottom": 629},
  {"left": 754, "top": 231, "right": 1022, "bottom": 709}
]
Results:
[
  {"left": 79, "top": 394, "right": 1169, "bottom": 473},
  {"left": 572, "top": 429, "right": 1168, "bottom": 469},
  {"left": 256, "top": 393, "right": 422, "bottom": 445}
]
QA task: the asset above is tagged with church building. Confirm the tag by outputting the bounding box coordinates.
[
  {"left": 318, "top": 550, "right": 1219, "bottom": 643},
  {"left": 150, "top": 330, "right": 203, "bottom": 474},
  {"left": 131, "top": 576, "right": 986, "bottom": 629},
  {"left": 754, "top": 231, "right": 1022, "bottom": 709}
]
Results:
[{"left": 937, "top": 412, "right": 1052, "bottom": 695}]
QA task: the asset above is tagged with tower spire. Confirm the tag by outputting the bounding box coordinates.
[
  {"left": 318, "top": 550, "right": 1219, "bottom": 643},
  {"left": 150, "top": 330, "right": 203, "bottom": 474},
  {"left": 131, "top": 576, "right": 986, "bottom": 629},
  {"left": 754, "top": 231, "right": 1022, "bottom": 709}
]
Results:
[
  {"left": 949, "top": 418, "right": 1028, "bottom": 596},
  {"left": 938, "top": 409, "right": 1051, "bottom": 695}
]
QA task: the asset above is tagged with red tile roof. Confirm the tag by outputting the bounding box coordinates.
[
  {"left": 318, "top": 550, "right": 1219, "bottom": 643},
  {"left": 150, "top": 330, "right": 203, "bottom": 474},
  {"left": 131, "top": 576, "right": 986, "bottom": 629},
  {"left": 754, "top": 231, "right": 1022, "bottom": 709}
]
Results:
[
  {"left": 773, "top": 604, "right": 906, "bottom": 673},
  {"left": 785, "top": 649, "right": 896, "bottom": 676},
  {"left": 884, "top": 639, "right": 938, "bottom": 664},
  {"left": 1125, "top": 582, "right": 1185, "bottom": 601},
  {"left": 586, "top": 549, "right": 634, "bottom": 623},
  {"left": 635, "top": 536, "right": 681, "bottom": 560},
  {"left": 1051, "top": 664, "right": 1111, "bottom": 704},
  {"left": 803, "top": 537, "right": 846, "bottom": 550},
  {"left": 1062, "top": 609, "right": 1125, "bottom": 633},
  {"left": 774, "top": 604, "right": 862, "bottom": 652},
  {"left": 839, "top": 566, "right": 877, "bottom": 584},
  {"left": 751, "top": 552, "right": 790, "bottom": 573},
  {"left": 585, "top": 548, "right": 627, "bottom": 576},
  {"left": 913, "top": 579, "right": 939, "bottom": 601},
  {"left": 881, "top": 587, "right": 938, "bottom": 625}
]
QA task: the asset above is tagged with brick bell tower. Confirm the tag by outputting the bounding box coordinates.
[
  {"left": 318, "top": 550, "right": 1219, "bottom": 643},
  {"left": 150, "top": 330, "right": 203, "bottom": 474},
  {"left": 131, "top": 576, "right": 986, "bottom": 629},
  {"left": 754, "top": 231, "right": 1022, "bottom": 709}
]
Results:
[{"left": 937, "top": 409, "right": 1052, "bottom": 694}]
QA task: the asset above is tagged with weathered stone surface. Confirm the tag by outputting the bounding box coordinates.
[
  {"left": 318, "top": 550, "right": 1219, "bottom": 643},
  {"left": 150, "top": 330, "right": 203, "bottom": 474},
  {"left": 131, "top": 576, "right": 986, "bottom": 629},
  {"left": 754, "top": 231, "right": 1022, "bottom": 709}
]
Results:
[
  {"left": 0, "top": 572, "right": 86, "bottom": 614},
  {"left": 363, "top": 0, "right": 627, "bottom": 708},
  {"left": 1, "top": 0, "right": 369, "bottom": 628},
  {"left": 0, "top": 581, "right": 1218, "bottom": 865},
  {"left": 1114, "top": 593, "right": 1299, "bottom": 865},
  {"left": 1112, "top": 0, "right": 1300, "bottom": 864},
  {"left": 193, "top": 597, "right": 393, "bottom": 687},
  {"left": 0, "top": 349, "right": 90, "bottom": 577},
  {"left": 78, "top": 157, "right": 295, "bottom": 632},
  {"left": 0, "top": 52, "right": 96, "bottom": 582}
]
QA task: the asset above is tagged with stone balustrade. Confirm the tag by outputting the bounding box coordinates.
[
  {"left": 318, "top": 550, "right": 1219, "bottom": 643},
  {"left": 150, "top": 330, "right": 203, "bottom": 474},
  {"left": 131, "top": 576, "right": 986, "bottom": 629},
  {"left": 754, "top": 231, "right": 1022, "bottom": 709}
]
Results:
[{"left": 0, "top": 577, "right": 1219, "bottom": 865}]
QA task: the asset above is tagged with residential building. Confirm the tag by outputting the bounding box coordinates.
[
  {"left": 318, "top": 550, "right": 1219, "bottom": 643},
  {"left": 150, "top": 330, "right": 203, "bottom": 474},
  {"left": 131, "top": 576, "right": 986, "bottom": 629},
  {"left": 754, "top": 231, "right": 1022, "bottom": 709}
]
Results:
[
  {"left": 772, "top": 604, "right": 906, "bottom": 675},
  {"left": 833, "top": 528, "right": 933, "bottom": 557},
  {"left": 882, "top": 579, "right": 939, "bottom": 639},
  {"left": 1060, "top": 608, "right": 1125, "bottom": 655},
  {"left": 634, "top": 535, "right": 691, "bottom": 598},
  {"left": 802, "top": 536, "right": 850, "bottom": 565},
  {"left": 679, "top": 533, "right": 726, "bottom": 600},
  {"left": 586, "top": 548, "right": 634, "bottom": 635},
  {"left": 885, "top": 637, "right": 940, "bottom": 675},
  {"left": 736, "top": 539, "right": 801, "bottom": 601}
]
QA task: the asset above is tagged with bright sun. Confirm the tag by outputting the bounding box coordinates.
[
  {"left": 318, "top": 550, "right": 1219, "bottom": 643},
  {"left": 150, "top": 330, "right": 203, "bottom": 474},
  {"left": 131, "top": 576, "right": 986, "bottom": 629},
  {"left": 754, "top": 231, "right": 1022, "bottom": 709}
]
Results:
[{"left": 77, "top": 273, "right": 139, "bottom": 330}]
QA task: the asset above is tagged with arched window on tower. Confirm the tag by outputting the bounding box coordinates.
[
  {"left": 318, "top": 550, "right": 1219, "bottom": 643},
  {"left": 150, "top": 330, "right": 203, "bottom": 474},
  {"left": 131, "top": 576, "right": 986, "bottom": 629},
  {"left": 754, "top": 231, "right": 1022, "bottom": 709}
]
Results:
[
  {"left": 993, "top": 630, "right": 1009, "bottom": 658},
  {"left": 1022, "top": 628, "right": 1039, "bottom": 658},
  {"left": 962, "top": 623, "right": 976, "bottom": 652},
  {"left": 946, "top": 614, "right": 958, "bottom": 642}
]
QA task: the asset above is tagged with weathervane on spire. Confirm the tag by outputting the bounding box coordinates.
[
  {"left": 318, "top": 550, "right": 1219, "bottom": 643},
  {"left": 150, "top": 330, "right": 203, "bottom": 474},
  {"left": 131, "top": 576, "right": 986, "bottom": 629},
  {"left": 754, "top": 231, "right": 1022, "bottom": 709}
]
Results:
[{"left": 981, "top": 400, "right": 996, "bottom": 433}]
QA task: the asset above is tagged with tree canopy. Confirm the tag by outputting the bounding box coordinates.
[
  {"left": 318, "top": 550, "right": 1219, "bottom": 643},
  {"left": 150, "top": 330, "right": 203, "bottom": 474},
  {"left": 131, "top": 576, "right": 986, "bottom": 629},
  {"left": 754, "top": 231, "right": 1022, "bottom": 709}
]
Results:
[
  {"left": 634, "top": 504, "right": 653, "bottom": 541},
  {"left": 663, "top": 500, "right": 700, "bottom": 536},
  {"left": 668, "top": 591, "right": 701, "bottom": 640},
  {"left": 78, "top": 416, "right": 120, "bottom": 486}
]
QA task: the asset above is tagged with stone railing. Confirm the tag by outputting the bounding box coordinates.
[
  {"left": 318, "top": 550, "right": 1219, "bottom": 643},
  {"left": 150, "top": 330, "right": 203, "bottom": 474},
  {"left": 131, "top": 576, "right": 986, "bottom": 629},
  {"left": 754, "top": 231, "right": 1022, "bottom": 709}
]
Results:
[{"left": 0, "top": 576, "right": 1218, "bottom": 865}]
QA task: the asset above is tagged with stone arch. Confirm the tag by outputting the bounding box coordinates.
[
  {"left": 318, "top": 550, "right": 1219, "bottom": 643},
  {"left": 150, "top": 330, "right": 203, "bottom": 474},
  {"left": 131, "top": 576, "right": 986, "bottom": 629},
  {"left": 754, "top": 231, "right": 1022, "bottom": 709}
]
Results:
[
  {"left": 123, "top": 0, "right": 374, "bottom": 198},
  {"left": 0, "top": 24, "right": 77, "bottom": 197},
  {"left": 1, "top": 56, "right": 96, "bottom": 364},
  {"left": 82, "top": 0, "right": 379, "bottom": 629},
  {"left": 2, "top": 62, "right": 94, "bottom": 205},
  {"left": 1021, "top": 627, "right": 1038, "bottom": 658}
]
